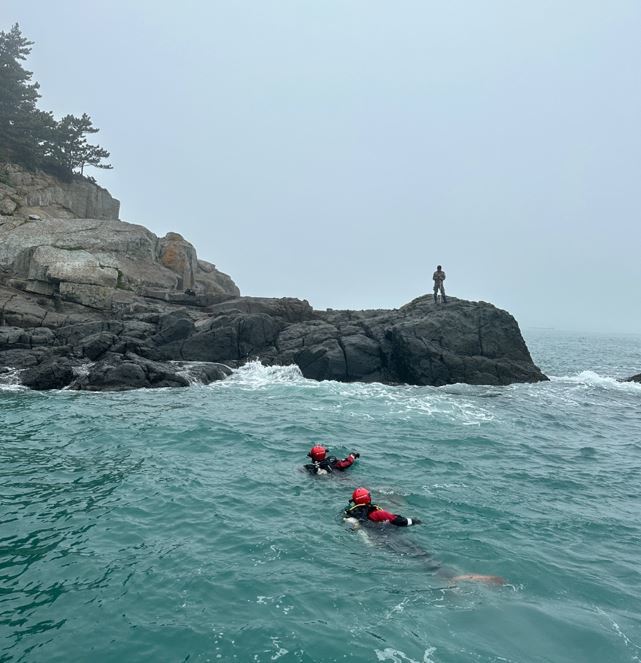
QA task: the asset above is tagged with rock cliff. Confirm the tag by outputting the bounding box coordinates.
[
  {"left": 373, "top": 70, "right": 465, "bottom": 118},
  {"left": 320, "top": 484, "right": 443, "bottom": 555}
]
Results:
[
  {"left": 0, "top": 163, "right": 120, "bottom": 220},
  {"left": 0, "top": 216, "right": 239, "bottom": 305},
  {"left": 0, "top": 164, "right": 547, "bottom": 391},
  {"left": 0, "top": 165, "right": 240, "bottom": 308}
]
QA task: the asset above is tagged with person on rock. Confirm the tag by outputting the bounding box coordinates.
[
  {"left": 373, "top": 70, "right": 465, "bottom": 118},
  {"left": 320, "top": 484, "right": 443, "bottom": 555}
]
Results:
[
  {"left": 343, "top": 487, "right": 422, "bottom": 526},
  {"left": 304, "top": 445, "right": 359, "bottom": 475},
  {"left": 433, "top": 265, "right": 447, "bottom": 303}
]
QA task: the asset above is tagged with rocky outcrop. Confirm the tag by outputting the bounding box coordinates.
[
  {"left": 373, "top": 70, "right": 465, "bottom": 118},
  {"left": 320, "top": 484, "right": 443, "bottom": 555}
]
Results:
[
  {"left": 0, "top": 163, "right": 239, "bottom": 305},
  {"left": 625, "top": 373, "right": 641, "bottom": 383},
  {"left": 0, "top": 281, "right": 548, "bottom": 390},
  {"left": 0, "top": 163, "right": 120, "bottom": 220},
  {"left": 0, "top": 215, "right": 240, "bottom": 304},
  {"left": 0, "top": 163, "right": 546, "bottom": 391}
]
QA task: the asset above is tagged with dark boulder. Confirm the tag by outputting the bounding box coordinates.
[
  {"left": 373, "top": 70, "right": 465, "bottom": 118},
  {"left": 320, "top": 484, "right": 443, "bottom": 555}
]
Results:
[
  {"left": 179, "top": 312, "right": 280, "bottom": 363},
  {"left": 0, "top": 348, "right": 46, "bottom": 369},
  {"left": 624, "top": 373, "right": 641, "bottom": 383},
  {"left": 71, "top": 354, "right": 190, "bottom": 391},
  {"left": 206, "top": 297, "right": 315, "bottom": 323},
  {"left": 295, "top": 339, "right": 347, "bottom": 381},
  {"left": 21, "top": 357, "right": 77, "bottom": 390},
  {"left": 171, "top": 361, "right": 233, "bottom": 384},
  {"left": 1, "top": 285, "right": 548, "bottom": 390},
  {"left": 77, "top": 331, "right": 117, "bottom": 360}
]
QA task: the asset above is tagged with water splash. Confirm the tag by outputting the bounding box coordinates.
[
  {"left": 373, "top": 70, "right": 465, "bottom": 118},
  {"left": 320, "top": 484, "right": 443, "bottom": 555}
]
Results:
[
  {"left": 0, "top": 367, "right": 26, "bottom": 391},
  {"left": 551, "top": 370, "right": 641, "bottom": 393},
  {"left": 219, "top": 360, "right": 305, "bottom": 388}
]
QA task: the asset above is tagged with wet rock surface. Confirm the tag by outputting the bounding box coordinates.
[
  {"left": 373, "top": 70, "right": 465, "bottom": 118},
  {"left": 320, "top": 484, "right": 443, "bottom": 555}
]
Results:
[
  {"left": 0, "top": 284, "right": 548, "bottom": 390},
  {"left": 0, "top": 164, "right": 547, "bottom": 391}
]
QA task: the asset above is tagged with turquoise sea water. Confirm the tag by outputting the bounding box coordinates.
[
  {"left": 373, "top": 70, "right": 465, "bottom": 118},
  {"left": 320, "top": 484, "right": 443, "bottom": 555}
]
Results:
[{"left": 1, "top": 329, "right": 640, "bottom": 662}]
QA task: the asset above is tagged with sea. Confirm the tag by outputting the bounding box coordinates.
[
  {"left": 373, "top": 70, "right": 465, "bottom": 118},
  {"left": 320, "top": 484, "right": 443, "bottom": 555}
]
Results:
[{"left": 1, "top": 328, "right": 640, "bottom": 663}]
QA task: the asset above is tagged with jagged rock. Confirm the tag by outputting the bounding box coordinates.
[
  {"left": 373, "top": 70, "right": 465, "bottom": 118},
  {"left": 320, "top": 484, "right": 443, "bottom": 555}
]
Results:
[
  {"left": 0, "top": 348, "right": 49, "bottom": 369},
  {"left": 205, "top": 297, "right": 313, "bottom": 322},
  {"left": 158, "top": 232, "right": 198, "bottom": 290},
  {"left": 3, "top": 282, "right": 548, "bottom": 390},
  {"left": 76, "top": 331, "right": 118, "bottom": 360},
  {"left": 21, "top": 356, "right": 77, "bottom": 390},
  {"left": 58, "top": 283, "right": 113, "bottom": 309},
  {"left": 172, "top": 361, "right": 233, "bottom": 384},
  {"left": 0, "top": 197, "right": 17, "bottom": 215},
  {"left": 0, "top": 216, "right": 239, "bottom": 305},
  {"left": 28, "top": 246, "right": 119, "bottom": 287},
  {"left": 0, "top": 164, "right": 548, "bottom": 391},
  {"left": 196, "top": 259, "right": 239, "bottom": 297},
  {"left": 625, "top": 373, "right": 641, "bottom": 383},
  {"left": 0, "top": 163, "right": 239, "bottom": 307},
  {"left": 70, "top": 353, "right": 189, "bottom": 391},
  {"left": 0, "top": 327, "right": 34, "bottom": 350},
  {"left": 0, "top": 291, "right": 49, "bottom": 327},
  {"left": 1, "top": 163, "right": 120, "bottom": 220}
]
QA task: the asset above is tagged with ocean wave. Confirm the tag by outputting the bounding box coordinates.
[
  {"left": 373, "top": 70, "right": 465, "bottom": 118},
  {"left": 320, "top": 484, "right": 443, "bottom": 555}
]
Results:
[
  {"left": 0, "top": 368, "right": 27, "bottom": 392},
  {"left": 221, "top": 360, "right": 306, "bottom": 388},
  {"left": 218, "top": 360, "right": 494, "bottom": 425},
  {"left": 550, "top": 370, "right": 641, "bottom": 393}
]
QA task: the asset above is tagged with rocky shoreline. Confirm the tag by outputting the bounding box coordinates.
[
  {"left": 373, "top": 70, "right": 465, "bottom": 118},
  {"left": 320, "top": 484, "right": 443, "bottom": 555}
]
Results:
[
  {"left": 0, "top": 164, "right": 550, "bottom": 391},
  {"left": 0, "top": 285, "right": 549, "bottom": 391}
]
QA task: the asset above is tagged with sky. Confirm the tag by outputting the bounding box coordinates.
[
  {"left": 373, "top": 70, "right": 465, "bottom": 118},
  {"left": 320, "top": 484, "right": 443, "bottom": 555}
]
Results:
[{"left": 3, "top": 1, "right": 641, "bottom": 332}]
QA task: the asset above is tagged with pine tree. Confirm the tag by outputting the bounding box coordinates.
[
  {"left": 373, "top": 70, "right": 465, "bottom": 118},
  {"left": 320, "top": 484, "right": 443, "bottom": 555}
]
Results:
[
  {"left": 47, "top": 113, "right": 111, "bottom": 175},
  {"left": 0, "top": 23, "right": 50, "bottom": 167},
  {"left": 0, "top": 23, "right": 113, "bottom": 177}
]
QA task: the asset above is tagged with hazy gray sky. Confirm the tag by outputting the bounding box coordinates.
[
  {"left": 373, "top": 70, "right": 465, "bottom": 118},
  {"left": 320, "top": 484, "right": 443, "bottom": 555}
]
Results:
[{"left": 4, "top": 1, "right": 641, "bottom": 332}]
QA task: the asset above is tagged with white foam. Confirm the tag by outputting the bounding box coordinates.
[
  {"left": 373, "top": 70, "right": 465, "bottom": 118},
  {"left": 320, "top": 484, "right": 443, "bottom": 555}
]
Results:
[
  {"left": 595, "top": 606, "right": 640, "bottom": 654},
  {"left": 375, "top": 647, "right": 435, "bottom": 663},
  {"left": 0, "top": 368, "right": 26, "bottom": 392},
  {"left": 169, "top": 360, "right": 230, "bottom": 386},
  {"left": 551, "top": 370, "right": 641, "bottom": 394},
  {"left": 215, "top": 360, "right": 495, "bottom": 424},
  {"left": 72, "top": 362, "right": 94, "bottom": 379},
  {"left": 220, "top": 360, "right": 306, "bottom": 388}
]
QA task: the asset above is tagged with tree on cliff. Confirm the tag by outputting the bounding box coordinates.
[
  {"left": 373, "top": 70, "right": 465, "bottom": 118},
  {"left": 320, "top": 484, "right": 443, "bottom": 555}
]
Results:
[
  {"left": 0, "top": 23, "right": 51, "bottom": 168},
  {"left": 0, "top": 23, "right": 112, "bottom": 177},
  {"left": 47, "top": 113, "right": 112, "bottom": 176}
]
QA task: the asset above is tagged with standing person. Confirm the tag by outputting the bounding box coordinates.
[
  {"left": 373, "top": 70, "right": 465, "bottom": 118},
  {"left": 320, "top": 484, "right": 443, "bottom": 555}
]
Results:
[{"left": 433, "top": 265, "right": 447, "bottom": 303}]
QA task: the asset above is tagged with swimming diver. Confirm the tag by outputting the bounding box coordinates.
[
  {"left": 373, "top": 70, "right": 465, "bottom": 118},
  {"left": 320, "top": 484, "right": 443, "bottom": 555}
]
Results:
[
  {"left": 343, "top": 487, "right": 505, "bottom": 585},
  {"left": 344, "top": 487, "right": 422, "bottom": 526},
  {"left": 304, "top": 445, "right": 359, "bottom": 475}
]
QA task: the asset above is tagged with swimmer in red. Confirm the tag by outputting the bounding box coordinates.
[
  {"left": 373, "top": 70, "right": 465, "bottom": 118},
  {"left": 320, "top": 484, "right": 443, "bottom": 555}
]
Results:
[
  {"left": 343, "top": 487, "right": 505, "bottom": 585},
  {"left": 304, "top": 445, "right": 359, "bottom": 475},
  {"left": 343, "top": 487, "right": 422, "bottom": 526}
]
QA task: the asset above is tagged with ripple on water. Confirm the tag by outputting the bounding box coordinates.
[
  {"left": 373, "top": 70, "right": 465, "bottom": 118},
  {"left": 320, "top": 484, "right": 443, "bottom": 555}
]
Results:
[{"left": 1, "top": 346, "right": 641, "bottom": 661}]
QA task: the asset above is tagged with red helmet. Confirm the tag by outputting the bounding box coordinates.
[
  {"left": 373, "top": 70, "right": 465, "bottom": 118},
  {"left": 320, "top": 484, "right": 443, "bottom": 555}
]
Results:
[
  {"left": 309, "top": 445, "right": 327, "bottom": 462},
  {"left": 351, "top": 487, "right": 371, "bottom": 505}
]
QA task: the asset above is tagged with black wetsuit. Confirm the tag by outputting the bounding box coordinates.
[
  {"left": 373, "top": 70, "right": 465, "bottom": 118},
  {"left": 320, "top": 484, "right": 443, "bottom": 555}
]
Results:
[
  {"left": 344, "top": 503, "right": 415, "bottom": 527},
  {"left": 304, "top": 454, "right": 356, "bottom": 475}
]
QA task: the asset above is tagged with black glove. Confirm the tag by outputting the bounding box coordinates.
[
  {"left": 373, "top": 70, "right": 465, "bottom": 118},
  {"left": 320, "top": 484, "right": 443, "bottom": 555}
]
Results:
[
  {"left": 412, "top": 519, "right": 422, "bottom": 525},
  {"left": 351, "top": 452, "right": 360, "bottom": 458}
]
